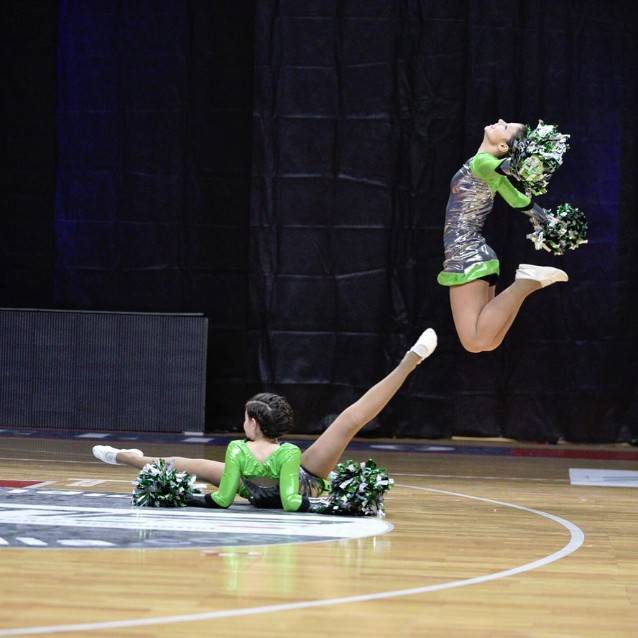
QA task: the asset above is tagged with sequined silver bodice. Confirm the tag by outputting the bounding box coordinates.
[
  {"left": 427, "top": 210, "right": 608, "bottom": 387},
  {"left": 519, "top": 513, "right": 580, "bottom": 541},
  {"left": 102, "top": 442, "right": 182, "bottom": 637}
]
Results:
[{"left": 441, "top": 160, "right": 497, "bottom": 274}]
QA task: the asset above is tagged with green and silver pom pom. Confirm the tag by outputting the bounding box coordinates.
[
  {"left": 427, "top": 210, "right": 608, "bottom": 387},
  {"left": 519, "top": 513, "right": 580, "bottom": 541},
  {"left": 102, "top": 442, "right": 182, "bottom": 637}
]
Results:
[
  {"left": 527, "top": 203, "right": 588, "bottom": 256},
  {"left": 511, "top": 120, "right": 570, "bottom": 196},
  {"left": 321, "top": 459, "right": 394, "bottom": 517},
  {"left": 132, "top": 458, "right": 203, "bottom": 507}
]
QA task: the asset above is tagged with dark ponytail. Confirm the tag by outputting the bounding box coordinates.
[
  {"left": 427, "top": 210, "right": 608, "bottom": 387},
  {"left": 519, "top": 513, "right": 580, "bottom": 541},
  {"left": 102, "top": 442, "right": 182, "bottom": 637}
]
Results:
[{"left": 506, "top": 125, "right": 526, "bottom": 156}]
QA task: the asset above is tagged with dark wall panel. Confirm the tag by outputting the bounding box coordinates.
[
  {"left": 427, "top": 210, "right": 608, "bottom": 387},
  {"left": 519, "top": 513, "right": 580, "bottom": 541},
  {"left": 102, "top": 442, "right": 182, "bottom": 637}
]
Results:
[{"left": 0, "top": 310, "right": 207, "bottom": 432}]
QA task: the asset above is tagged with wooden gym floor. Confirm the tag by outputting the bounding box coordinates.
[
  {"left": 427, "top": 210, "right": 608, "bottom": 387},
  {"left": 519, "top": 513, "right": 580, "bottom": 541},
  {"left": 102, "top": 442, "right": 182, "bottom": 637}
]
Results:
[{"left": 0, "top": 434, "right": 636, "bottom": 637}]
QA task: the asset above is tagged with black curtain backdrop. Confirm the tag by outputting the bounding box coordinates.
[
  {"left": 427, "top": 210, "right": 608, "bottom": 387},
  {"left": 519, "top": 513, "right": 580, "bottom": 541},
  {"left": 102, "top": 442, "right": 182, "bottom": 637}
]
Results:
[
  {"left": 250, "top": 0, "right": 637, "bottom": 441},
  {"left": 2, "top": 1, "right": 57, "bottom": 307},
  {"left": 54, "top": 0, "right": 256, "bottom": 426},
  {"left": 2, "top": 1, "right": 636, "bottom": 441}
]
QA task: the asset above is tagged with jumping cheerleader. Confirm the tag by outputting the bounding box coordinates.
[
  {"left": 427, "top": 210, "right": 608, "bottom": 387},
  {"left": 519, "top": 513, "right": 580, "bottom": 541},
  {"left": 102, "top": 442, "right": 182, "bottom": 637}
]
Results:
[{"left": 438, "top": 119, "right": 568, "bottom": 353}]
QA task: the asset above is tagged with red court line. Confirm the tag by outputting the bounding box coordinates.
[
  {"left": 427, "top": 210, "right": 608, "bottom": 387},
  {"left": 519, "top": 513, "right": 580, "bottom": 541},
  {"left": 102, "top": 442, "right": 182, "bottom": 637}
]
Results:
[
  {"left": 0, "top": 480, "right": 43, "bottom": 487},
  {"left": 511, "top": 448, "right": 638, "bottom": 461}
]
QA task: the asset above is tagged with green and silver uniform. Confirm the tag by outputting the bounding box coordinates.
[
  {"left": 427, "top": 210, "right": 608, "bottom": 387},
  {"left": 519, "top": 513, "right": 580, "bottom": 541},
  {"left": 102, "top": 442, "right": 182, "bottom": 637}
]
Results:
[
  {"left": 437, "top": 152, "right": 545, "bottom": 286},
  {"left": 204, "top": 440, "right": 328, "bottom": 512}
]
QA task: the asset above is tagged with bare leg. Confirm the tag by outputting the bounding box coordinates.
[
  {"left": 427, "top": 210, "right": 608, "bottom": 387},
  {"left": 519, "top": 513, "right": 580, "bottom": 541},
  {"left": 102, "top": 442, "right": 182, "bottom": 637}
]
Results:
[
  {"left": 301, "top": 351, "right": 422, "bottom": 478},
  {"left": 116, "top": 451, "right": 225, "bottom": 486},
  {"left": 484, "top": 283, "right": 527, "bottom": 350},
  {"left": 483, "top": 283, "right": 520, "bottom": 349},
  {"left": 450, "top": 278, "right": 540, "bottom": 353}
]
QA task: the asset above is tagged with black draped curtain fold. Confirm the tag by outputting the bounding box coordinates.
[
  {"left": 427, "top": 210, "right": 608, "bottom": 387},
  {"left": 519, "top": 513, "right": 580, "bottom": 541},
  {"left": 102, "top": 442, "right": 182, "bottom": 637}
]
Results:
[
  {"left": 3, "top": 1, "right": 57, "bottom": 307},
  {"left": 249, "top": 0, "right": 637, "bottom": 441},
  {"left": 53, "top": 0, "right": 255, "bottom": 425}
]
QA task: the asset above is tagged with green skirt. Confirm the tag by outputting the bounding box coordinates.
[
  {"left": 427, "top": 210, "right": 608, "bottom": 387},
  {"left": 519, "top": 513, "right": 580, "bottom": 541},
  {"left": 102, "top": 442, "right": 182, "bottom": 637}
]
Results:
[{"left": 437, "top": 259, "right": 500, "bottom": 287}]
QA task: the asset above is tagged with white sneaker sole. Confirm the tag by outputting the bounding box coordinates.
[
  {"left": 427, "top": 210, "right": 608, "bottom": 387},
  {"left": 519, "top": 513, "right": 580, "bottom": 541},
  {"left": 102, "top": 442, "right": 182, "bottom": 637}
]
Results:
[{"left": 516, "top": 265, "right": 568, "bottom": 287}]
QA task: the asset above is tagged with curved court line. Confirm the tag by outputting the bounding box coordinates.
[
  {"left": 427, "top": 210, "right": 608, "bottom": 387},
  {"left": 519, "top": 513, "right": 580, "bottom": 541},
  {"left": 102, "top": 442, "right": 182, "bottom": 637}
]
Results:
[
  {"left": 0, "top": 485, "right": 585, "bottom": 636},
  {"left": 394, "top": 471, "right": 569, "bottom": 483}
]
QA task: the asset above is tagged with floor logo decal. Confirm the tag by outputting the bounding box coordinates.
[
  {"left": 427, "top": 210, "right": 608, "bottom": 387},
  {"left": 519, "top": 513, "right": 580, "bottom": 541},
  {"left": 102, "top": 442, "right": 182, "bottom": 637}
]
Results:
[{"left": 0, "top": 488, "right": 392, "bottom": 549}]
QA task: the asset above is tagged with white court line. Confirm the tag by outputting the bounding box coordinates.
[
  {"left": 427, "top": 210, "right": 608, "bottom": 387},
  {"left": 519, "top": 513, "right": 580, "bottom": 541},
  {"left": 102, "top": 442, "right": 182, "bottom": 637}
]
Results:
[
  {"left": 0, "top": 457, "right": 102, "bottom": 465},
  {"left": 25, "top": 481, "right": 57, "bottom": 489},
  {"left": 0, "top": 484, "right": 584, "bottom": 636},
  {"left": 15, "top": 537, "right": 47, "bottom": 547},
  {"left": 69, "top": 479, "right": 132, "bottom": 484},
  {"left": 0, "top": 482, "right": 57, "bottom": 494},
  {"left": 393, "top": 472, "right": 569, "bottom": 483}
]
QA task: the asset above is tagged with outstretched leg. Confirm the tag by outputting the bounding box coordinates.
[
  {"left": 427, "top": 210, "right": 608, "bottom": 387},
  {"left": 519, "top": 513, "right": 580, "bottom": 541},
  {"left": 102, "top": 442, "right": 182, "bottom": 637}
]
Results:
[
  {"left": 300, "top": 329, "right": 437, "bottom": 478},
  {"left": 93, "top": 446, "right": 225, "bottom": 485},
  {"left": 450, "top": 265, "right": 568, "bottom": 353}
]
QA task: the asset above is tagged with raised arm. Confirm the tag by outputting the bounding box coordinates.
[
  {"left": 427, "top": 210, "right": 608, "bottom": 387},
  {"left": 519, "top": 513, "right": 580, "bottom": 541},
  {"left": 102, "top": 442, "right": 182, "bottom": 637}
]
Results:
[{"left": 471, "top": 153, "right": 539, "bottom": 213}]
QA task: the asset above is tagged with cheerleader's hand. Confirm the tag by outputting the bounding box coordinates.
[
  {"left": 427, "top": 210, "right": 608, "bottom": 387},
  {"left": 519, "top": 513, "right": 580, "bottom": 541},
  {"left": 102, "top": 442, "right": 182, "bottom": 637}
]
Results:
[
  {"left": 526, "top": 203, "right": 588, "bottom": 256},
  {"left": 300, "top": 496, "right": 331, "bottom": 514},
  {"left": 524, "top": 202, "right": 548, "bottom": 226},
  {"left": 185, "top": 493, "right": 221, "bottom": 508}
]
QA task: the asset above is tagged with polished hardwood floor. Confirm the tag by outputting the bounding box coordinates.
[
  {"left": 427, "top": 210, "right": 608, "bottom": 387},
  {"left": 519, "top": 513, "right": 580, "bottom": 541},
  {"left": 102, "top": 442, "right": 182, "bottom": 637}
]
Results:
[{"left": 0, "top": 435, "right": 636, "bottom": 637}]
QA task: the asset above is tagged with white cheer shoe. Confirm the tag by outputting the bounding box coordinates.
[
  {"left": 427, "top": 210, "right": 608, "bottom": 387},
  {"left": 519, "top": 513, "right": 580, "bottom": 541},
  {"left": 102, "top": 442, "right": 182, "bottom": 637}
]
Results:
[
  {"left": 515, "top": 264, "right": 568, "bottom": 288},
  {"left": 92, "top": 445, "right": 144, "bottom": 465},
  {"left": 409, "top": 328, "right": 438, "bottom": 362}
]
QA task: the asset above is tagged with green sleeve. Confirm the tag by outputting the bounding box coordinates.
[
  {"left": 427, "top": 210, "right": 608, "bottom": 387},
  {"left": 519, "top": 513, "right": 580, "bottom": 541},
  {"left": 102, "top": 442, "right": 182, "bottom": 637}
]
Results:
[
  {"left": 471, "top": 153, "right": 531, "bottom": 209},
  {"left": 278, "top": 446, "right": 303, "bottom": 512},
  {"left": 210, "top": 441, "right": 243, "bottom": 508}
]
